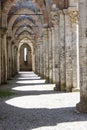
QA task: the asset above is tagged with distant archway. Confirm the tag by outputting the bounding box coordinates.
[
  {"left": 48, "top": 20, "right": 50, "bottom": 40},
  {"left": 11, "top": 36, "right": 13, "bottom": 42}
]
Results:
[
  {"left": 17, "top": 38, "right": 35, "bottom": 72},
  {"left": 20, "top": 43, "right": 32, "bottom": 71}
]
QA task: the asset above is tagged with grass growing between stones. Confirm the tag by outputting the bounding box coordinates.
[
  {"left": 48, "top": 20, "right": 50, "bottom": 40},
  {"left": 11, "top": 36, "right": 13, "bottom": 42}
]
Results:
[{"left": 0, "top": 89, "right": 15, "bottom": 98}]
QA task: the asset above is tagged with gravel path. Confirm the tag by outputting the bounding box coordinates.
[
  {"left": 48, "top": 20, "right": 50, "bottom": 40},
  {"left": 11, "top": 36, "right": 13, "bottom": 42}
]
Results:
[{"left": 0, "top": 72, "right": 87, "bottom": 130}]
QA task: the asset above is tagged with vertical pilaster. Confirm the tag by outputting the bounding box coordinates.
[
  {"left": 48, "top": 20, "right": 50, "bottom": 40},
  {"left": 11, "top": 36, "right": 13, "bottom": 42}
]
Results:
[
  {"left": 0, "top": 1, "right": 1, "bottom": 84},
  {"left": 64, "top": 9, "right": 73, "bottom": 92},
  {"left": 1, "top": 28, "right": 7, "bottom": 83},
  {"left": 37, "top": 43, "right": 40, "bottom": 75},
  {"left": 51, "top": 27, "right": 56, "bottom": 84},
  {"left": 59, "top": 10, "right": 66, "bottom": 91},
  {"left": 0, "top": 33, "right": 1, "bottom": 84},
  {"left": 69, "top": 9, "right": 79, "bottom": 91},
  {"left": 51, "top": 9, "right": 61, "bottom": 90},
  {"left": 35, "top": 44, "right": 38, "bottom": 74},
  {"left": 41, "top": 39, "right": 45, "bottom": 78},
  {"left": 12, "top": 42, "right": 15, "bottom": 77},
  {"left": 48, "top": 28, "right": 53, "bottom": 83},
  {"left": 43, "top": 29, "right": 49, "bottom": 81},
  {"left": 76, "top": 0, "right": 87, "bottom": 112},
  {"left": 7, "top": 36, "right": 11, "bottom": 79},
  {"left": 43, "top": 30, "right": 46, "bottom": 78},
  {"left": 54, "top": 25, "right": 60, "bottom": 90},
  {"left": 39, "top": 38, "right": 43, "bottom": 77}
]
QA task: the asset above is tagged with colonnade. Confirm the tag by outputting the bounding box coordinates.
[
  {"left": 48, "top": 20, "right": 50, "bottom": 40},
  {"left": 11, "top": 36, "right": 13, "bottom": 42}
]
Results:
[
  {"left": 35, "top": 7, "right": 79, "bottom": 92},
  {"left": 0, "top": 0, "right": 87, "bottom": 113},
  {"left": 0, "top": 28, "right": 18, "bottom": 84}
]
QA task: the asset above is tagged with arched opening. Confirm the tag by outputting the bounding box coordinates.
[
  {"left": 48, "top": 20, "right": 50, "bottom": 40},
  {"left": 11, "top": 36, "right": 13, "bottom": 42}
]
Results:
[{"left": 19, "top": 43, "right": 32, "bottom": 71}]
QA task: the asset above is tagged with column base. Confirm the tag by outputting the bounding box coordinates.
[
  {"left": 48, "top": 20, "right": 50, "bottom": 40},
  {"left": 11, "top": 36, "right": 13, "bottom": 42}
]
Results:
[
  {"left": 54, "top": 85, "right": 60, "bottom": 91},
  {"left": 65, "top": 87, "right": 72, "bottom": 92},
  {"left": 76, "top": 102, "right": 87, "bottom": 113},
  {"left": 49, "top": 78, "right": 53, "bottom": 84},
  {"left": 72, "top": 88, "right": 80, "bottom": 92}
]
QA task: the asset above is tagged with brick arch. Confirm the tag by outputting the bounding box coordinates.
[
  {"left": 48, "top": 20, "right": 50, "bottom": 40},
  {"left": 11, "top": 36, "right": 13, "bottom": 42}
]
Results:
[
  {"left": 2, "top": 0, "right": 47, "bottom": 24},
  {"left": 17, "top": 37, "right": 34, "bottom": 47},
  {"left": 16, "top": 30, "right": 33, "bottom": 39},
  {"left": 13, "top": 20, "right": 35, "bottom": 35},
  {"left": 7, "top": 8, "right": 40, "bottom": 23},
  {"left": 15, "top": 29, "right": 33, "bottom": 38},
  {"left": 13, "top": 25, "right": 33, "bottom": 37},
  {"left": 2, "top": 0, "right": 39, "bottom": 14},
  {"left": 8, "top": 9, "right": 40, "bottom": 31}
]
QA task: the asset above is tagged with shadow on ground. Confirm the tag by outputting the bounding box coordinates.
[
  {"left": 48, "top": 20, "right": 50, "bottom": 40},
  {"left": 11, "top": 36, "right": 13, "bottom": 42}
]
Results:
[{"left": 0, "top": 103, "right": 87, "bottom": 130}]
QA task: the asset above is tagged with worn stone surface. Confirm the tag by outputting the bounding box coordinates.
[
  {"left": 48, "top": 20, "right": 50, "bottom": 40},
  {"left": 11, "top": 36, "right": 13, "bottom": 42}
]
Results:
[
  {"left": 0, "top": 72, "right": 87, "bottom": 130},
  {"left": 0, "top": 0, "right": 87, "bottom": 113},
  {"left": 76, "top": 0, "right": 87, "bottom": 112}
]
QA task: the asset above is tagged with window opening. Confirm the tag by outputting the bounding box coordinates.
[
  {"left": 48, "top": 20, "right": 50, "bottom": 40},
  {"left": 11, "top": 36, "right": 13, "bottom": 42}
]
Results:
[{"left": 24, "top": 47, "right": 27, "bottom": 62}]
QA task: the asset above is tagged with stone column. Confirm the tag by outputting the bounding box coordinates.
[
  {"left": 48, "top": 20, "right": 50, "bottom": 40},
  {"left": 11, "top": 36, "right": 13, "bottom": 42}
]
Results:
[
  {"left": 14, "top": 46, "right": 18, "bottom": 75},
  {"left": 0, "top": 33, "right": 1, "bottom": 84},
  {"left": 37, "top": 42, "right": 40, "bottom": 75},
  {"left": 51, "top": 27, "right": 56, "bottom": 84},
  {"left": 48, "top": 28, "right": 53, "bottom": 83},
  {"left": 59, "top": 10, "right": 66, "bottom": 91},
  {"left": 0, "top": 2, "right": 1, "bottom": 84},
  {"left": 7, "top": 36, "right": 12, "bottom": 79},
  {"left": 42, "top": 31, "right": 46, "bottom": 78},
  {"left": 35, "top": 42, "right": 40, "bottom": 75},
  {"left": 39, "top": 38, "right": 43, "bottom": 77},
  {"left": 10, "top": 42, "right": 14, "bottom": 77},
  {"left": 76, "top": 1, "right": 87, "bottom": 112},
  {"left": 12, "top": 41, "right": 15, "bottom": 77},
  {"left": 69, "top": 9, "right": 79, "bottom": 91},
  {"left": 43, "top": 28, "right": 49, "bottom": 81},
  {"left": 64, "top": 9, "right": 73, "bottom": 92},
  {"left": 41, "top": 39, "right": 44, "bottom": 78},
  {"left": 1, "top": 28, "right": 7, "bottom": 83},
  {"left": 35, "top": 44, "right": 38, "bottom": 74},
  {"left": 51, "top": 9, "right": 61, "bottom": 90}
]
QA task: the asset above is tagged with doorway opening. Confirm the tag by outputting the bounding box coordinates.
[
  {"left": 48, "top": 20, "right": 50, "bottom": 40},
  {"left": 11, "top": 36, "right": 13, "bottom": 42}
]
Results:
[{"left": 20, "top": 43, "right": 32, "bottom": 71}]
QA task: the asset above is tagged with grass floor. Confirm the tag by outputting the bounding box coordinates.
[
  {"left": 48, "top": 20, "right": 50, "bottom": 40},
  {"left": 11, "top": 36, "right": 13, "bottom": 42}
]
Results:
[{"left": 0, "top": 88, "right": 15, "bottom": 98}]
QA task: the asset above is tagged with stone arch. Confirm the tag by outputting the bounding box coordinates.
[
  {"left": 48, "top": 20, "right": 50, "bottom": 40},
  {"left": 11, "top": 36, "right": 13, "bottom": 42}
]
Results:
[
  {"left": 13, "top": 24, "right": 33, "bottom": 36},
  {"left": 12, "top": 19, "right": 34, "bottom": 31},
  {"left": 15, "top": 30, "right": 32, "bottom": 38},
  {"left": 2, "top": 0, "right": 47, "bottom": 25},
  {"left": 8, "top": 8, "right": 42, "bottom": 29},
  {"left": 8, "top": 15, "right": 36, "bottom": 31},
  {"left": 16, "top": 35, "right": 35, "bottom": 45},
  {"left": 12, "top": 20, "right": 40, "bottom": 40},
  {"left": 17, "top": 38, "right": 35, "bottom": 72},
  {"left": 16, "top": 30, "right": 34, "bottom": 40}
]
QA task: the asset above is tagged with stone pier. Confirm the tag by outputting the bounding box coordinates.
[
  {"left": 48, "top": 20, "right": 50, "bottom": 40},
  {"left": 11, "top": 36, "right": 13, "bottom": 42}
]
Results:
[{"left": 76, "top": 0, "right": 87, "bottom": 112}]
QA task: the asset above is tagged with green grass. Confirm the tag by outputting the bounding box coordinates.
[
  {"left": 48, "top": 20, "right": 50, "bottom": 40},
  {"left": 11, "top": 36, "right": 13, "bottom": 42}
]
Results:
[{"left": 0, "top": 89, "right": 15, "bottom": 98}]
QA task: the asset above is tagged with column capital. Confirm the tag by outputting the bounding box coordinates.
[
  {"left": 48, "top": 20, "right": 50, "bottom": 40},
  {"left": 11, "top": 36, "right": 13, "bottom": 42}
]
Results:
[
  {"left": 12, "top": 41, "right": 15, "bottom": 45},
  {"left": 69, "top": 10, "right": 78, "bottom": 24},
  {"left": 63, "top": 8, "right": 78, "bottom": 24},
  {"left": 51, "top": 9, "right": 59, "bottom": 26},
  {"left": 1, "top": 27, "right": 7, "bottom": 38},
  {"left": 42, "top": 28, "right": 48, "bottom": 39},
  {"left": 7, "top": 36, "right": 12, "bottom": 41},
  {"left": 1, "top": 27, "right": 7, "bottom": 35}
]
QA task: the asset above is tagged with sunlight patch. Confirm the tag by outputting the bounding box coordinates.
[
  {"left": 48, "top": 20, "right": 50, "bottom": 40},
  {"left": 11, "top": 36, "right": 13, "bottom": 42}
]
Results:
[
  {"left": 16, "top": 80, "right": 46, "bottom": 84},
  {"left": 32, "top": 121, "right": 87, "bottom": 130},
  {"left": 5, "top": 93, "right": 80, "bottom": 109},
  {"left": 17, "top": 77, "right": 41, "bottom": 80},
  {"left": 12, "top": 84, "right": 55, "bottom": 91}
]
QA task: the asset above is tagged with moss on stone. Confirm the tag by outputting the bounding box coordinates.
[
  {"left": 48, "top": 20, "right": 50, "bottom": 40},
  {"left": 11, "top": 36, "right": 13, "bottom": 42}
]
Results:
[{"left": 0, "top": 89, "right": 15, "bottom": 98}]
